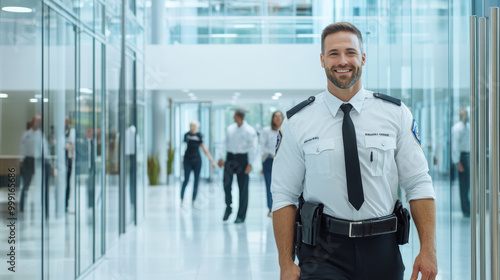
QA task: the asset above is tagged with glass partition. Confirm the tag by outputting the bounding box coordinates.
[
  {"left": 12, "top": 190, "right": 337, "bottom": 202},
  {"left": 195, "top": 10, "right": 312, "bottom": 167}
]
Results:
[
  {"left": 0, "top": 0, "right": 145, "bottom": 279},
  {"left": 0, "top": 1, "right": 43, "bottom": 279},
  {"left": 77, "top": 31, "right": 95, "bottom": 274},
  {"left": 43, "top": 9, "right": 77, "bottom": 279}
]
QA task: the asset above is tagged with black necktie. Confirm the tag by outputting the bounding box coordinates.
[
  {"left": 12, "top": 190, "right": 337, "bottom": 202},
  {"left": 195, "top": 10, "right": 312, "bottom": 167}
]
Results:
[{"left": 340, "top": 104, "right": 364, "bottom": 210}]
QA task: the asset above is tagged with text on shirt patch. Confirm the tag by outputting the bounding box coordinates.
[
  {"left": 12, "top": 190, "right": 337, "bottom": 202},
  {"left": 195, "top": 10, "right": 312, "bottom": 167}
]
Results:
[
  {"left": 365, "top": 133, "right": 390, "bottom": 137},
  {"left": 411, "top": 119, "right": 421, "bottom": 146},
  {"left": 274, "top": 130, "right": 283, "bottom": 156},
  {"left": 303, "top": 137, "right": 319, "bottom": 144}
]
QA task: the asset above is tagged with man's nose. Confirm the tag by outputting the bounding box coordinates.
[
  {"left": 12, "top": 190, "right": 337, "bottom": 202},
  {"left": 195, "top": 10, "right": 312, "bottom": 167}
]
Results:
[{"left": 337, "top": 54, "right": 348, "bottom": 66}]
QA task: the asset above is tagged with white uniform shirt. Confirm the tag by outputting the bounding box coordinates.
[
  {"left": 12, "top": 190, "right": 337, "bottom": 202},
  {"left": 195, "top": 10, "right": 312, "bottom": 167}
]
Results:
[
  {"left": 66, "top": 127, "right": 76, "bottom": 159},
  {"left": 19, "top": 129, "right": 51, "bottom": 162},
  {"left": 260, "top": 126, "right": 279, "bottom": 161},
  {"left": 223, "top": 121, "right": 258, "bottom": 164},
  {"left": 451, "top": 121, "right": 470, "bottom": 164},
  {"left": 125, "top": 125, "right": 136, "bottom": 155},
  {"left": 271, "top": 88, "right": 435, "bottom": 221}
]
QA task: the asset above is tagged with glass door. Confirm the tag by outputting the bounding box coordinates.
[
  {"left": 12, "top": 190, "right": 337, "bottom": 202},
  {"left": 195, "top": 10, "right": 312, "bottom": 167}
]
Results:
[
  {"left": 43, "top": 8, "right": 77, "bottom": 280},
  {"left": 470, "top": 4, "right": 500, "bottom": 279},
  {"left": 77, "top": 31, "right": 95, "bottom": 274},
  {"left": 94, "top": 40, "right": 104, "bottom": 261},
  {"left": 125, "top": 54, "right": 136, "bottom": 228},
  {"left": 174, "top": 102, "right": 212, "bottom": 182}
]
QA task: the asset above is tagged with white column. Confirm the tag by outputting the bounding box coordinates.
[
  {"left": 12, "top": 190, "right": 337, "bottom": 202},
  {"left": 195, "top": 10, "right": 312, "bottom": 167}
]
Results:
[{"left": 152, "top": 91, "right": 167, "bottom": 184}]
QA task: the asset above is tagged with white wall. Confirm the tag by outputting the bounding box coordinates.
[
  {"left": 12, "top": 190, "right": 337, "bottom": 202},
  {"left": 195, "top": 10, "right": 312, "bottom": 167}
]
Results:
[
  {"left": 145, "top": 44, "right": 326, "bottom": 91},
  {"left": 144, "top": 43, "right": 469, "bottom": 92}
]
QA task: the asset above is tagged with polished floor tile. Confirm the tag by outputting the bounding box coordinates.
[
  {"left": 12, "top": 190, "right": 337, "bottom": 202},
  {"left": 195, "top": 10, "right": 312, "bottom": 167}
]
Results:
[
  {"left": 79, "top": 177, "right": 471, "bottom": 280},
  {"left": 0, "top": 175, "right": 473, "bottom": 279}
]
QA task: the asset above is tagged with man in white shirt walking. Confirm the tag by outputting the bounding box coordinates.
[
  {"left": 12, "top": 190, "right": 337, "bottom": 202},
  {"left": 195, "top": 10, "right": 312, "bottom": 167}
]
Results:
[
  {"left": 218, "top": 109, "right": 257, "bottom": 223},
  {"left": 19, "top": 115, "right": 52, "bottom": 216},
  {"left": 452, "top": 108, "right": 470, "bottom": 218}
]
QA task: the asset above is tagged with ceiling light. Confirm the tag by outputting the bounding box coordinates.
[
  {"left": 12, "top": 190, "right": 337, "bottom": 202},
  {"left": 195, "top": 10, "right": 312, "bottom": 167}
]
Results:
[
  {"left": 188, "top": 92, "right": 195, "bottom": 96},
  {"left": 182, "top": 89, "right": 190, "bottom": 93},
  {"left": 43, "top": 98, "right": 49, "bottom": 103},
  {"left": 274, "top": 92, "right": 282, "bottom": 97},
  {"left": 2, "top": 6, "right": 32, "bottom": 13},
  {"left": 29, "top": 98, "right": 38, "bottom": 103},
  {"left": 0, "top": 93, "right": 8, "bottom": 98},
  {"left": 34, "top": 94, "right": 42, "bottom": 99},
  {"left": 272, "top": 96, "right": 279, "bottom": 100},
  {"left": 190, "top": 96, "right": 198, "bottom": 100},
  {"left": 234, "top": 92, "right": 241, "bottom": 96}
]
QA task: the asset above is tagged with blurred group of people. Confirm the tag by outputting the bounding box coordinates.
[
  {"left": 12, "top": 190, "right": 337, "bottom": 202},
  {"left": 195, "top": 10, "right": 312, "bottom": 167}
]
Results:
[
  {"left": 18, "top": 115, "right": 76, "bottom": 216},
  {"left": 179, "top": 109, "right": 284, "bottom": 223}
]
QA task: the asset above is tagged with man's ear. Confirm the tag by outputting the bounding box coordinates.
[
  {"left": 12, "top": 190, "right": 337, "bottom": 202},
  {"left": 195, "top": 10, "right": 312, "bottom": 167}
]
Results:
[
  {"left": 361, "top": 53, "right": 366, "bottom": 66},
  {"left": 320, "top": 53, "right": 325, "bottom": 68}
]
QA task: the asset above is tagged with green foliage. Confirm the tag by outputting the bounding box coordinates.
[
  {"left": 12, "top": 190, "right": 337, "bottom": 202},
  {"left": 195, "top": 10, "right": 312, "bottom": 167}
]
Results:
[{"left": 147, "top": 155, "right": 160, "bottom": 186}]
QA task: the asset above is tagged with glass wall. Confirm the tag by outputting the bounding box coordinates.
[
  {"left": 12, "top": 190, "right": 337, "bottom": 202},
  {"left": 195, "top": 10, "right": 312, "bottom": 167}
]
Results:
[
  {"left": 161, "top": 0, "right": 328, "bottom": 44},
  {"left": 0, "top": 0, "right": 146, "bottom": 279}
]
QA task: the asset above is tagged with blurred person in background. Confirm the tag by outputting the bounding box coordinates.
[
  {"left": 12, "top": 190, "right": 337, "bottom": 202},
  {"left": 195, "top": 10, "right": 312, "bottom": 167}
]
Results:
[
  {"left": 181, "top": 120, "right": 216, "bottom": 208},
  {"left": 260, "top": 110, "right": 284, "bottom": 217}
]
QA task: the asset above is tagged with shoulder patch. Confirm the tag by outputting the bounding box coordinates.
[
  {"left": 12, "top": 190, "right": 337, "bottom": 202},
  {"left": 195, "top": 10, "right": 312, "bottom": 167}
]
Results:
[
  {"left": 286, "top": 96, "right": 315, "bottom": 119},
  {"left": 274, "top": 129, "right": 283, "bottom": 156},
  {"left": 373, "top": 93, "right": 401, "bottom": 106},
  {"left": 411, "top": 119, "right": 421, "bottom": 146}
]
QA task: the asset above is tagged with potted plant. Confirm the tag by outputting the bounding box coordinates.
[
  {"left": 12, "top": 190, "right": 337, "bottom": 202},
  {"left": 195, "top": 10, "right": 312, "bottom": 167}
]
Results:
[
  {"left": 166, "top": 142, "right": 175, "bottom": 185},
  {"left": 147, "top": 155, "right": 160, "bottom": 185}
]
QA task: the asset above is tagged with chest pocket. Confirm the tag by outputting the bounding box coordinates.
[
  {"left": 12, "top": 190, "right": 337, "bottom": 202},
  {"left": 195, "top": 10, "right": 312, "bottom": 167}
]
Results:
[
  {"left": 365, "top": 136, "right": 396, "bottom": 176},
  {"left": 303, "top": 139, "right": 335, "bottom": 176}
]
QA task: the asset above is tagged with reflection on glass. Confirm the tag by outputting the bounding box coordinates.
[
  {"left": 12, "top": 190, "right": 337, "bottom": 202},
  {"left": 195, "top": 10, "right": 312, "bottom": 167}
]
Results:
[
  {"left": 125, "top": 56, "right": 136, "bottom": 227},
  {"left": 78, "top": 32, "right": 95, "bottom": 274},
  {"left": 0, "top": 1, "right": 43, "bottom": 278},
  {"left": 44, "top": 10, "right": 76, "bottom": 280},
  {"left": 105, "top": 43, "right": 121, "bottom": 248},
  {"left": 94, "top": 42, "right": 104, "bottom": 260}
]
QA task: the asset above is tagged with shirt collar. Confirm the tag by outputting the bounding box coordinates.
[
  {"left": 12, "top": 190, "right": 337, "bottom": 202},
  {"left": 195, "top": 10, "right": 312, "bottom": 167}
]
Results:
[{"left": 324, "top": 87, "right": 367, "bottom": 117}]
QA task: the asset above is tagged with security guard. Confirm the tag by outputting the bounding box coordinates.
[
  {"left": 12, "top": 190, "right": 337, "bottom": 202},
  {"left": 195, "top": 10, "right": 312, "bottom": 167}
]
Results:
[
  {"left": 271, "top": 22, "right": 437, "bottom": 280},
  {"left": 218, "top": 109, "right": 258, "bottom": 223}
]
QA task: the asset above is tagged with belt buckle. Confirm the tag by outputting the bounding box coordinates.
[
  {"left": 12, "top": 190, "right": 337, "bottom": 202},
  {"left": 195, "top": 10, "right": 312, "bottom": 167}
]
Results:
[{"left": 348, "top": 221, "right": 363, "bottom": 238}]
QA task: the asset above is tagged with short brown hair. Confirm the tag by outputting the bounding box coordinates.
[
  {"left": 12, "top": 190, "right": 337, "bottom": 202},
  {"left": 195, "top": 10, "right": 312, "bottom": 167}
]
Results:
[
  {"left": 235, "top": 109, "right": 245, "bottom": 120},
  {"left": 321, "top": 22, "right": 363, "bottom": 54}
]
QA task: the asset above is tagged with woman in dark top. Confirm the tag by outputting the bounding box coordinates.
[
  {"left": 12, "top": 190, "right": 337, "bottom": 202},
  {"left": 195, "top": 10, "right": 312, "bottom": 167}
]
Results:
[{"left": 181, "top": 120, "right": 216, "bottom": 207}]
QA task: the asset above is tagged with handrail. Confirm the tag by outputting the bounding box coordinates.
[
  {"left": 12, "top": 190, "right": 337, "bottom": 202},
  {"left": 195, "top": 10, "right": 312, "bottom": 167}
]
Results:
[
  {"left": 470, "top": 15, "right": 477, "bottom": 280},
  {"left": 489, "top": 7, "right": 499, "bottom": 280}
]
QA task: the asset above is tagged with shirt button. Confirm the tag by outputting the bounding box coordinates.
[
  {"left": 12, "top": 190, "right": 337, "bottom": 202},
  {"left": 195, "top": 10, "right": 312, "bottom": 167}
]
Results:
[
  {"left": 316, "top": 148, "right": 319, "bottom": 153},
  {"left": 381, "top": 143, "right": 385, "bottom": 147}
]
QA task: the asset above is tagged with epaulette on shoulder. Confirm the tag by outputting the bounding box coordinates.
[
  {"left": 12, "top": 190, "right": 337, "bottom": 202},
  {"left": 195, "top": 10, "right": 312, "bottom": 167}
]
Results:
[
  {"left": 373, "top": 93, "right": 401, "bottom": 106},
  {"left": 286, "top": 96, "right": 315, "bottom": 119}
]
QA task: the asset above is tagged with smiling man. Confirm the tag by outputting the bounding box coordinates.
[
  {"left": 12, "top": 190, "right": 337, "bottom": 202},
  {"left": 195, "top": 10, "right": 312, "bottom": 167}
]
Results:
[{"left": 271, "top": 22, "right": 438, "bottom": 280}]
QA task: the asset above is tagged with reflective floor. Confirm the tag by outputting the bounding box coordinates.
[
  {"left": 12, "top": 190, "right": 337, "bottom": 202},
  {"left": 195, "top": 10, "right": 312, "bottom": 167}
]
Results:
[
  {"left": 80, "top": 177, "right": 471, "bottom": 280},
  {"left": 0, "top": 175, "right": 471, "bottom": 279}
]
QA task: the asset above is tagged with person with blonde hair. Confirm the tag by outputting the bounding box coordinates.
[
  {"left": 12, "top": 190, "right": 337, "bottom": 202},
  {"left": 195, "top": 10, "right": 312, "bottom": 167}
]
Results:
[{"left": 181, "top": 120, "right": 216, "bottom": 207}]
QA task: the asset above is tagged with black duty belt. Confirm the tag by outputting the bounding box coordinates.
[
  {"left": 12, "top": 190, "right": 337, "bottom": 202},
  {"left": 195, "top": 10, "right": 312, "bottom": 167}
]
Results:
[{"left": 321, "top": 214, "right": 397, "bottom": 238}]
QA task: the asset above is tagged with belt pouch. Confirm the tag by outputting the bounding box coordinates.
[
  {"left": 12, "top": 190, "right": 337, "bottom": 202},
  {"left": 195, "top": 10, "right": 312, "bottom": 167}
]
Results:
[
  {"left": 393, "top": 199, "right": 411, "bottom": 245},
  {"left": 300, "top": 201, "right": 324, "bottom": 246}
]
